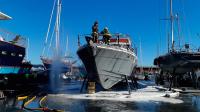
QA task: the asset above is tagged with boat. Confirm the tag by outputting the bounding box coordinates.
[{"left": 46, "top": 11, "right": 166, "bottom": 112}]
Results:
[
  {"left": 77, "top": 34, "right": 137, "bottom": 89},
  {"left": 154, "top": 48, "right": 200, "bottom": 74},
  {"left": 40, "top": 0, "right": 76, "bottom": 73},
  {"left": 41, "top": 56, "right": 76, "bottom": 73},
  {"left": 154, "top": 0, "right": 200, "bottom": 75},
  {"left": 153, "top": 0, "right": 200, "bottom": 89},
  {"left": 0, "top": 12, "right": 32, "bottom": 76}
]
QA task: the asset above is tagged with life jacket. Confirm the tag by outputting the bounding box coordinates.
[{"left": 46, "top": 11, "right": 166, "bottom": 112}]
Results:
[{"left": 102, "top": 29, "right": 111, "bottom": 37}]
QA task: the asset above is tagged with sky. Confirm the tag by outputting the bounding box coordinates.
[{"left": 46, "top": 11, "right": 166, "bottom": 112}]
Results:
[{"left": 1, "top": 0, "right": 200, "bottom": 66}]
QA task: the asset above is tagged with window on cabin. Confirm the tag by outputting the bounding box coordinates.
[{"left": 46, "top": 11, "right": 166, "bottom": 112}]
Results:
[
  {"left": 2, "top": 51, "right": 7, "bottom": 55},
  {"left": 19, "top": 54, "right": 23, "bottom": 57},
  {"left": 11, "top": 53, "right": 16, "bottom": 56}
]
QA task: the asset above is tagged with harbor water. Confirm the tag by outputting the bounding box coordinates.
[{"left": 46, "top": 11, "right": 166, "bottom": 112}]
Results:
[{"left": 1, "top": 80, "right": 200, "bottom": 112}]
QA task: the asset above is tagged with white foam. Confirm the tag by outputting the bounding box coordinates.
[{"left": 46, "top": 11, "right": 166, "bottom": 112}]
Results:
[{"left": 48, "top": 86, "right": 183, "bottom": 104}]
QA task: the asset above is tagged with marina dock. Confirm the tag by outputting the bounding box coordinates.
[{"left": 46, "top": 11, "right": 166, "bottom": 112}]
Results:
[{"left": 1, "top": 0, "right": 200, "bottom": 111}]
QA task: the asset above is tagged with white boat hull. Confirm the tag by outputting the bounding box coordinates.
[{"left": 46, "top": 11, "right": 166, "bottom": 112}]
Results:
[{"left": 77, "top": 44, "right": 137, "bottom": 89}]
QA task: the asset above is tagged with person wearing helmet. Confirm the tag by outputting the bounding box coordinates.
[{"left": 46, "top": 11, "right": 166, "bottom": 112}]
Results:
[
  {"left": 91, "top": 21, "right": 99, "bottom": 43},
  {"left": 101, "top": 27, "right": 112, "bottom": 45}
]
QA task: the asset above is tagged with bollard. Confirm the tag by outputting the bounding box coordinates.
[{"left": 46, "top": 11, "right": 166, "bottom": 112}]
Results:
[{"left": 88, "top": 82, "right": 95, "bottom": 94}]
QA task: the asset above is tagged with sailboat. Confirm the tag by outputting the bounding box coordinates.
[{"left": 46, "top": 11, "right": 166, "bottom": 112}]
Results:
[
  {"left": 41, "top": 0, "right": 76, "bottom": 73},
  {"left": 154, "top": 0, "right": 200, "bottom": 77}
]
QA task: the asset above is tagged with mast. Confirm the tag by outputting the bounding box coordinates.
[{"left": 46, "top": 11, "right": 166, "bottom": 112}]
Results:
[
  {"left": 170, "top": 0, "right": 175, "bottom": 51},
  {"left": 55, "top": 0, "right": 60, "bottom": 57}
]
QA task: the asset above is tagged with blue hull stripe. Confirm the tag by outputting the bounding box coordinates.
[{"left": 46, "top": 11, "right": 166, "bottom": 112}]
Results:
[{"left": 0, "top": 67, "right": 20, "bottom": 74}]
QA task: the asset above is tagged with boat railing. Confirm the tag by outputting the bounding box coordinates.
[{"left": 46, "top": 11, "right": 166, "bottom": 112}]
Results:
[
  {"left": 172, "top": 44, "right": 200, "bottom": 53},
  {"left": 0, "top": 28, "right": 27, "bottom": 47},
  {"left": 78, "top": 33, "right": 137, "bottom": 53},
  {"left": 78, "top": 33, "right": 132, "bottom": 46}
]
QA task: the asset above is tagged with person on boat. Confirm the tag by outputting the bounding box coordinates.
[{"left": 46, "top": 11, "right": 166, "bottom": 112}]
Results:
[
  {"left": 91, "top": 21, "right": 99, "bottom": 43},
  {"left": 101, "top": 27, "right": 112, "bottom": 45}
]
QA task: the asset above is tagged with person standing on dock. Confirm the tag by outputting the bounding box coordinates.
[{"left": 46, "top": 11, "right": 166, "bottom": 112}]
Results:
[
  {"left": 101, "top": 27, "right": 112, "bottom": 45},
  {"left": 91, "top": 21, "right": 99, "bottom": 43}
]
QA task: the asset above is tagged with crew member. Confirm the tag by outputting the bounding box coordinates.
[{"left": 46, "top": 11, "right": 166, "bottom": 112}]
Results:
[
  {"left": 101, "top": 27, "right": 112, "bottom": 45},
  {"left": 91, "top": 21, "right": 99, "bottom": 43}
]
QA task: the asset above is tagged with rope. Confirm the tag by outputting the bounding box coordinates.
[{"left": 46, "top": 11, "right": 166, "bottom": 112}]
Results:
[
  {"left": 42, "top": 0, "right": 57, "bottom": 56},
  {"left": 47, "top": 23, "right": 56, "bottom": 56}
]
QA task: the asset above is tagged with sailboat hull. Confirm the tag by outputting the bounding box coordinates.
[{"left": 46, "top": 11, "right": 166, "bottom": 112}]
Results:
[
  {"left": 77, "top": 44, "right": 137, "bottom": 89},
  {"left": 41, "top": 58, "right": 70, "bottom": 73},
  {"left": 154, "top": 52, "right": 200, "bottom": 74}
]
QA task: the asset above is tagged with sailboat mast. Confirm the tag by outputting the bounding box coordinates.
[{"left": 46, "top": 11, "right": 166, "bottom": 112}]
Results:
[
  {"left": 55, "top": 0, "right": 60, "bottom": 57},
  {"left": 65, "top": 35, "right": 69, "bottom": 57},
  {"left": 170, "top": 0, "right": 175, "bottom": 51}
]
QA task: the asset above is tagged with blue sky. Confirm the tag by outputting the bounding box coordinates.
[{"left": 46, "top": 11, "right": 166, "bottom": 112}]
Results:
[{"left": 1, "top": 0, "right": 200, "bottom": 66}]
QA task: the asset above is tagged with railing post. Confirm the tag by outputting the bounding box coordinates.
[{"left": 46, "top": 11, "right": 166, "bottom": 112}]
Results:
[{"left": 117, "top": 34, "right": 120, "bottom": 45}]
